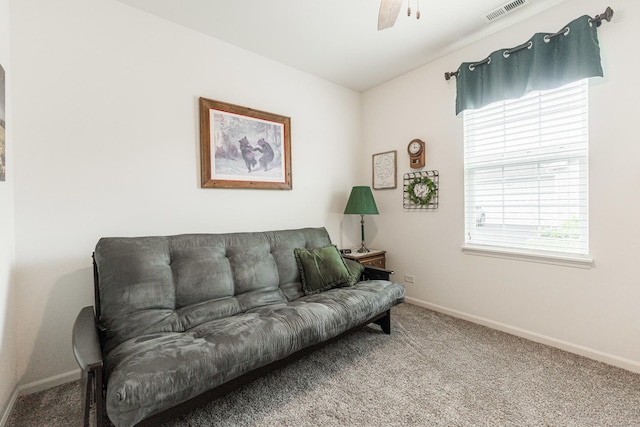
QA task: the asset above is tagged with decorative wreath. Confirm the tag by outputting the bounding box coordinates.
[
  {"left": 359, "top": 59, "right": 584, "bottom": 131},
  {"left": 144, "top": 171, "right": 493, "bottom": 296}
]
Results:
[{"left": 407, "top": 176, "right": 437, "bottom": 206}]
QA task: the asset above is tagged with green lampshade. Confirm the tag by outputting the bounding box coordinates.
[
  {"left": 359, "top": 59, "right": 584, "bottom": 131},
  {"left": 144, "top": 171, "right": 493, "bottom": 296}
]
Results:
[{"left": 344, "top": 186, "right": 379, "bottom": 215}]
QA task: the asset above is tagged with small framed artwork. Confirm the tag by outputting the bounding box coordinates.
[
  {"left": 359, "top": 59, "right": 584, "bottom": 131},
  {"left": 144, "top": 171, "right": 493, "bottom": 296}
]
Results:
[
  {"left": 199, "top": 97, "right": 292, "bottom": 190},
  {"left": 372, "top": 150, "right": 397, "bottom": 189}
]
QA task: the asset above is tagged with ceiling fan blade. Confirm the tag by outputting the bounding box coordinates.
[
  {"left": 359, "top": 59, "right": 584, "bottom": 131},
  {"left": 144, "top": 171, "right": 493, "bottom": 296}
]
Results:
[{"left": 378, "top": 0, "right": 403, "bottom": 30}]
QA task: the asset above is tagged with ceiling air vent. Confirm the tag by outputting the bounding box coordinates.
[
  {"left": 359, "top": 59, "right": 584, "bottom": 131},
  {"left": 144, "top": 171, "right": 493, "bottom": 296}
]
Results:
[{"left": 483, "top": 0, "right": 529, "bottom": 23}]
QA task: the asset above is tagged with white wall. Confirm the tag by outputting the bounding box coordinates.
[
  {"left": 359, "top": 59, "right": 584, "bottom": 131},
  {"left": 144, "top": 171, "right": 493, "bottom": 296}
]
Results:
[
  {"left": 9, "top": 0, "right": 363, "bottom": 385},
  {"left": 0, "top": 0, "right": 18, "bottom": 418},
  {"left": 363, "top": 0, "right": 640, "bottom": 372}
]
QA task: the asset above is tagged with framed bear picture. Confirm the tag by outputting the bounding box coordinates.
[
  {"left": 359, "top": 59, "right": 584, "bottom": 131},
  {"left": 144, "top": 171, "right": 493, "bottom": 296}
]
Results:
[{"left": 199, "top": 97, "right": 292, "bottom": 190}]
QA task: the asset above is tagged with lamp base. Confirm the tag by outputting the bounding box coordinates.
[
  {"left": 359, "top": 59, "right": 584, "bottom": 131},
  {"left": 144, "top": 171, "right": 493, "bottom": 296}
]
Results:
[{"left": 356, "top": 242, "right": 370, "bottom": 253}]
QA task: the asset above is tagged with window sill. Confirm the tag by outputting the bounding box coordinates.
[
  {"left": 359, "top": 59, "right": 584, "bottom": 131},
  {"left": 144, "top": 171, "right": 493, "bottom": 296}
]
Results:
[{"left": 461, "top": 245, "right": 593, "bottom": 269}]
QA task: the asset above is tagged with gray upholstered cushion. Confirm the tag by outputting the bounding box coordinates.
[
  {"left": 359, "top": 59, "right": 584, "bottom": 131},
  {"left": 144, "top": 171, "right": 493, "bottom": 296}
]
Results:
[
  {"left": 104, "top": 280, "right": 405, "bottom": 427},
  {"left": 95, "top": 228, "right": 333, "bottom": 354}
]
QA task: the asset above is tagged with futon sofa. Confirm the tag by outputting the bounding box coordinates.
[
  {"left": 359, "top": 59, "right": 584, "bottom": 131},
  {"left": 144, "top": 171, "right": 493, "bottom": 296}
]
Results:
[{"left": 72, "top": 227, "right": 405, "bottom": 427}]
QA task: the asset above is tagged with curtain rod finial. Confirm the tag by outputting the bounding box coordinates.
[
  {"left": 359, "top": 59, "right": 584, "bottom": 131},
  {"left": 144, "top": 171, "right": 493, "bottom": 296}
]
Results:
[
  {"left": 592, "top": 6, "right": 614, "bottom": 27},
  {"left": 444, "top": 71, "right": 459, "bottom": 81}
]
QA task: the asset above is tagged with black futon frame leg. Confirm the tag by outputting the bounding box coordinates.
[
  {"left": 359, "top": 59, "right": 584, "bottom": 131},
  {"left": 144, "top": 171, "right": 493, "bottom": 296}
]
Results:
[
  {"left": 73, "top": 306, "right": 105, "bottom": 427},
  {"left": 374, "top": 310, "right": 391, "bottom": 334},
  {"left": 80, "top": 369, "right": 104, "bottom": 427}
]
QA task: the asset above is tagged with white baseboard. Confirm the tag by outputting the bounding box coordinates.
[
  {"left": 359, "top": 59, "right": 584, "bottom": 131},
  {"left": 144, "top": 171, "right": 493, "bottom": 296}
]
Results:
[
  {"left": 0, "top": 387, "right": 20, "bottom": 427},
  {"left": 405, "top": 296, "right": 640, "bottom": 375},
  {"left": 0, "top": 369, "right": 80, "bottom": 427},
  {"left": 18, "top": 369, "right": 81, "bottom": 396}
]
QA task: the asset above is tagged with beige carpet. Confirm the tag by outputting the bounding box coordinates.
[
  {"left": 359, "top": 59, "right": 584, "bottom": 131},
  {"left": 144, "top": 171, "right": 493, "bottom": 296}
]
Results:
[{"left": 8, "top": 303, "right": 640, "bottom": 426}]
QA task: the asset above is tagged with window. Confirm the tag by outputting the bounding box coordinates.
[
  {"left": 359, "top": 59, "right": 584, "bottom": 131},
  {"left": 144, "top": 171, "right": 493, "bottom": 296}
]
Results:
[{"left": 463, "top": 79, "right": 589, "bottom": 260}]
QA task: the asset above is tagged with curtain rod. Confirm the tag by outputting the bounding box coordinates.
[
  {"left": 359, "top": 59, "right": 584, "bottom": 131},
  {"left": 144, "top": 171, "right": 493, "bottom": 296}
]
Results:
[{"left": 444, "top": 6, "right": 614, "bottom": 81}]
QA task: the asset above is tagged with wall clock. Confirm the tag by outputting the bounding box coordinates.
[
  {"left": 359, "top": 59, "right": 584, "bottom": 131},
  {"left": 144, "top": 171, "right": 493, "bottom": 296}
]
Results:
[{"left": 407, "top": 138, "right": 425, "bottom": 169}]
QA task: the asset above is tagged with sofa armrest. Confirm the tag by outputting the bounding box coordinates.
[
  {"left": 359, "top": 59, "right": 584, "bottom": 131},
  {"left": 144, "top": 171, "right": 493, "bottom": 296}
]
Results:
[
  {"left": 362, "top": 265, "right": 395, "bottom": 281},
  {"left": 72, "top": 306, "right": 103, "bottom": 372}
]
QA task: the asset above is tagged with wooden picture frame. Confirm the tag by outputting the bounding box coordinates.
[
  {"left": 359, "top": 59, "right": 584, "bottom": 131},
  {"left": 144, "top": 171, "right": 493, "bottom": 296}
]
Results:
[
  {"left": 199, "top": 97, "right": 292, "bottom": 190},
  {"left": 372, "top": 150, "right": 397, "bottom": 189}
]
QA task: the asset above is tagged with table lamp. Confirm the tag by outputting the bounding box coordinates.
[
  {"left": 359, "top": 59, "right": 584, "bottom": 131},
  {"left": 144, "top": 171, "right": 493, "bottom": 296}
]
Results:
[{"left": 343, "top": 186, "right": 379, "bottom": 253}]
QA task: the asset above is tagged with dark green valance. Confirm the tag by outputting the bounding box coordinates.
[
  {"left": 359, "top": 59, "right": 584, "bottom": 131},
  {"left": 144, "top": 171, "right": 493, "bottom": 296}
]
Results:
[{"left": 455, "top": 15, "right": 603, "bottom": 115}]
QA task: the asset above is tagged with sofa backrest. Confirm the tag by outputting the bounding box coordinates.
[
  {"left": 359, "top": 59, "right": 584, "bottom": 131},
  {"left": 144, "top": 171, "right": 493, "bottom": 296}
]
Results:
[{"left": 93, "top": 227, "right": 332, "bottom": 353}]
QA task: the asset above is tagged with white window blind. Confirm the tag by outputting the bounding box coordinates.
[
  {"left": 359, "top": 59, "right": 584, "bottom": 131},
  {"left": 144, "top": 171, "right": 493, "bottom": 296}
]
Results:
[{"left": 464, "top": 79, "right": 589, "bottom": 256}]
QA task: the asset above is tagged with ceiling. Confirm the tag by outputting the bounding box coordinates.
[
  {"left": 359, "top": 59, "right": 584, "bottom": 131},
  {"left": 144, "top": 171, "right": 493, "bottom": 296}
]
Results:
[{"left": 116, "top": 0, "right": 570, "bottom": 92}]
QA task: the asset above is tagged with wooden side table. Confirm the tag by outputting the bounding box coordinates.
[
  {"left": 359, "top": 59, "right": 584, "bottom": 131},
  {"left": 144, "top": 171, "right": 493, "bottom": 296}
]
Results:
[{"left": 342, "top": 250, "right": 386, "bottom": 269}]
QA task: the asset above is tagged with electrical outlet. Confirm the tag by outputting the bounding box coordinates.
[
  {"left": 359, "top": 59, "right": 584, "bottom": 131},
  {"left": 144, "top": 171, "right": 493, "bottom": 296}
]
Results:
[{"left": 404, "top": 274, "right": 415, "bottom": 284}]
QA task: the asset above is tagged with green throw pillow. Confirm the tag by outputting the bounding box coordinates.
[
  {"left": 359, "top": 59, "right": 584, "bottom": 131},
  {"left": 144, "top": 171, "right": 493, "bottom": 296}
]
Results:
[
  {"left": 343, "top": 258, "right": 365, "bottom": 287},
  {"left": 294, "top": 245, "right": 351, "bottom": 295}
]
